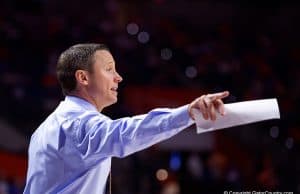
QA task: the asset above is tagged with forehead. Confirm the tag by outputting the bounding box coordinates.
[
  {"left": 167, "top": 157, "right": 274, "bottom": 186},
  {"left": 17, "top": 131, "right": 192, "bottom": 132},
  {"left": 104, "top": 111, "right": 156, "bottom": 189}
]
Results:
[{"left": 93, "top": 50, "right": 115, "bottom": 65}]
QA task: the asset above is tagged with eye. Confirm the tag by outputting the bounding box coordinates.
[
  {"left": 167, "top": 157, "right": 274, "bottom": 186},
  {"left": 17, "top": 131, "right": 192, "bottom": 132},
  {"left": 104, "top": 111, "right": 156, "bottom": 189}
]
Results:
[{"left": 106, "top": 67, "right": 113, "bottom": 72}]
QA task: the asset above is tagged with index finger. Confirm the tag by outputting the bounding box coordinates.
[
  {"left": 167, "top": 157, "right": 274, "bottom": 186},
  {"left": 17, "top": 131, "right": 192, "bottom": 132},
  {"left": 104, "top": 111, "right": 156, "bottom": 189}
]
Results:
[{"left": 208, "top": 91, "right": 229, "bottom": 101}]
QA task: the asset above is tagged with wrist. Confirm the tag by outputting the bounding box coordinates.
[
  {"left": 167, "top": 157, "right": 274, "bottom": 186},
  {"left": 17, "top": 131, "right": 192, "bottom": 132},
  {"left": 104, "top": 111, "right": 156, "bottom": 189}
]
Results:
[{"left": 187, "top": 103, "right": 195, "bottom": 120}]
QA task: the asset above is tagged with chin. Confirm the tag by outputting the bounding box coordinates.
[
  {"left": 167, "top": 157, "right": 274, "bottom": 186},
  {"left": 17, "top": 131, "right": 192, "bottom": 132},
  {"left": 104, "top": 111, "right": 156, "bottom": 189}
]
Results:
[{"left": 109, "top": 97, "right": 118, "bottom": 105}]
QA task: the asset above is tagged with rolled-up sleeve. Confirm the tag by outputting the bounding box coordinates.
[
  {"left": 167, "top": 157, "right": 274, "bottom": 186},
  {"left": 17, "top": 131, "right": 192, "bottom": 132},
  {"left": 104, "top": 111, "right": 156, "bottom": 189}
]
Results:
[{"left": 74, "top": 105, "right": 194, "bottom": 159}]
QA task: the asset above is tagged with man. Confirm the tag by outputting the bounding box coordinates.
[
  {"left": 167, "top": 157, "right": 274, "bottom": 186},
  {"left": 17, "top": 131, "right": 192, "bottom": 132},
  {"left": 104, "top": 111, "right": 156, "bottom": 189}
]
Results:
[{"left": 24, "top": 43, "right": 229, "bottom": 193}]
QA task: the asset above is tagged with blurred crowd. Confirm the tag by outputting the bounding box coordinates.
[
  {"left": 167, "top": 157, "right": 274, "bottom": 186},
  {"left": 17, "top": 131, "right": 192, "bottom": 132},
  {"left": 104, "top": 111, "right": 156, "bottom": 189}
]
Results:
[{"left": 0, "top": 0, "right": 299, "bottom": 193}]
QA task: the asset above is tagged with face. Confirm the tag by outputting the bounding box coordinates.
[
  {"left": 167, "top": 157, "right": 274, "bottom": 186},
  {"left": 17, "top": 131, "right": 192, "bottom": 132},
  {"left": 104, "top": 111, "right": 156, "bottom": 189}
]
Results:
[{"left": 87, "top": 50, "right": 122, "bottom": 110}]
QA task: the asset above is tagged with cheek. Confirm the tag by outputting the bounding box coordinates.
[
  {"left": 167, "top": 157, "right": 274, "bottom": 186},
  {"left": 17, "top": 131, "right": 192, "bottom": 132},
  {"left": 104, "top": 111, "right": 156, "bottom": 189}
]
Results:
[
  {"left": 96, "top": 77, "right": 110, "bottom": 92},
  {"left": 92, "top": 71, "right": 112, "bottom": 92}
]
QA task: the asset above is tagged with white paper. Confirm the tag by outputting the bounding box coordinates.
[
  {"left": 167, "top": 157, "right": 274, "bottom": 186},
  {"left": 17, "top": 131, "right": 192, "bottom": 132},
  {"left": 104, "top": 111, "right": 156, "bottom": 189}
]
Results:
[{"left": 192, "top": 98, "right": 280, "bottom": 134}]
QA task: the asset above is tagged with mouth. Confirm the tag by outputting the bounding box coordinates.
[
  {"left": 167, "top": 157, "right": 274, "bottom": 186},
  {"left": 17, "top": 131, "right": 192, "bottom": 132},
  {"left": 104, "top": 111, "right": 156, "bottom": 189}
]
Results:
[{"left": 111, "top": 87, "right": 118, "bottom": 93}]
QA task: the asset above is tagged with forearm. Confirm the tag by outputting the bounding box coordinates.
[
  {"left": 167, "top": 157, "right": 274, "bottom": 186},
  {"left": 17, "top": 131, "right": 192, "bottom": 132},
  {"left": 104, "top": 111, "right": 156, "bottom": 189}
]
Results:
[{"left": 115, "top": 105, "right": 194, "bottom": 157}]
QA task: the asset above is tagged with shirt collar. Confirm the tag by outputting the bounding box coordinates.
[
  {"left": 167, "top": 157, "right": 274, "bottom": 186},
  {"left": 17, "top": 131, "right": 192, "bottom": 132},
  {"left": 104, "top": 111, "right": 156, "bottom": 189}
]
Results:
[{"left": 64, "top": 95, "right": 99, "bottom": 112}]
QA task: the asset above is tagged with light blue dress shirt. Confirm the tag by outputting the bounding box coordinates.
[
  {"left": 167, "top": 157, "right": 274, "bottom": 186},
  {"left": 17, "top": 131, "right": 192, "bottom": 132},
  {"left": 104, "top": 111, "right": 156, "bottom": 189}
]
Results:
[{"left": 24, "top": 96, "right": 194, "bottom": 194}]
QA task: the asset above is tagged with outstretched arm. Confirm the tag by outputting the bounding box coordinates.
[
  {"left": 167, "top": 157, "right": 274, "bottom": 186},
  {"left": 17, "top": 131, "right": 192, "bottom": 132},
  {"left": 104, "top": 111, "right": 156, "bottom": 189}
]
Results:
[{"left": 73, "top": 91, "right": 229, "bottom": 161}]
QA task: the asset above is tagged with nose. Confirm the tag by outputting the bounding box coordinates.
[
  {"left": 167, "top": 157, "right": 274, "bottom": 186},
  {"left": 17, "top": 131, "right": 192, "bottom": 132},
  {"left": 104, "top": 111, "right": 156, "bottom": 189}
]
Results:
[{"left": 114, "top": 72, "right": 123, "bottom": 83}]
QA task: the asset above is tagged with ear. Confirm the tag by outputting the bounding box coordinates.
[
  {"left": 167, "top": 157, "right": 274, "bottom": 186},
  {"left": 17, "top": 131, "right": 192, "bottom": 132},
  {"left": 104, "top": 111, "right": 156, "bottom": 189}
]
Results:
[{"left": 75, "top": 70, "right": 89, "bottom": 86}]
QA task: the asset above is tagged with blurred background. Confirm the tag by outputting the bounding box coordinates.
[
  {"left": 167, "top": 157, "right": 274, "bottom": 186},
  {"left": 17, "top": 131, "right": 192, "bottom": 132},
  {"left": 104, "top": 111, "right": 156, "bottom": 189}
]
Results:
[{"left": 0, "top": 0, "right": 299, "bottom": 193}]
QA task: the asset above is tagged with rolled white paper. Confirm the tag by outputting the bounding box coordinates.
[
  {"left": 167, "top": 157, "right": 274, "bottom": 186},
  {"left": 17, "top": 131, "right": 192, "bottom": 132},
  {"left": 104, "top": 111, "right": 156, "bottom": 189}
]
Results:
[{"left": 191, "top": 98, "right": 280, "bottom": 134}]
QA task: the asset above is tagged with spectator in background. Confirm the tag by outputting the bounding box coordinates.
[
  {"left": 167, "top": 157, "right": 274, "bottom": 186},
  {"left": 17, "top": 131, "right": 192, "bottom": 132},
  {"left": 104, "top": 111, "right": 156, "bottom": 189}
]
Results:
[{"left": 23, "top": 43, "right": 229, "bottom": 194}]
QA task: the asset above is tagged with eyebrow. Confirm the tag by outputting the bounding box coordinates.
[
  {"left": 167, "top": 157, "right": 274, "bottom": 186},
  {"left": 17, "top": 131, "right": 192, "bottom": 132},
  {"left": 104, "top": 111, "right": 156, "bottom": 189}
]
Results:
[
  {"left": 106, "top": 61, "right": 116, "bottom": 67},
  {"left": 104, "top": 62, "right": 115, "bottom": 69}
]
